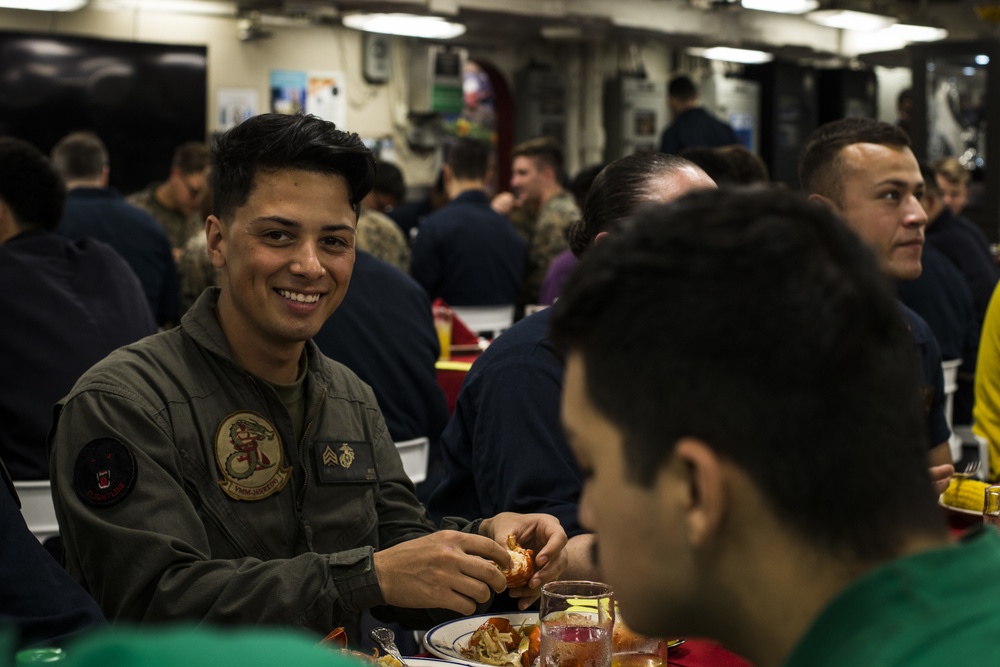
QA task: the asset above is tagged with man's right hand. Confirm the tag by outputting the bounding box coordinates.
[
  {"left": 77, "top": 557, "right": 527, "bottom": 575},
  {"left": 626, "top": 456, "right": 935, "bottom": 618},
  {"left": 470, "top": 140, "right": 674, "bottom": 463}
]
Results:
[
  {"left": 373, "top": 531, "right": 510, "bottom": 615},
  {"left": 491, "top": 192, "right": 517, "bottom": 216}
]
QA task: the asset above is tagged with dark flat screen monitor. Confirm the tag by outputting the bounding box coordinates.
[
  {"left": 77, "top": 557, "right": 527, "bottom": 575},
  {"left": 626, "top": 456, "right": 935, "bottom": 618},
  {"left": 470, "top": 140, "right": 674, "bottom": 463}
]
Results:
[{"left": 0, "top": 31, "right": 207, "bottom": 196}]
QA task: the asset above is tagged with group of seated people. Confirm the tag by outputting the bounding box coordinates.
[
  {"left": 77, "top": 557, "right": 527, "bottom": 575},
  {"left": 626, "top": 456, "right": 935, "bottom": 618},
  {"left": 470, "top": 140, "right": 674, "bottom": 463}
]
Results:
[{"left": 3, "top": 107, "right": 1000, "bottom": 666}]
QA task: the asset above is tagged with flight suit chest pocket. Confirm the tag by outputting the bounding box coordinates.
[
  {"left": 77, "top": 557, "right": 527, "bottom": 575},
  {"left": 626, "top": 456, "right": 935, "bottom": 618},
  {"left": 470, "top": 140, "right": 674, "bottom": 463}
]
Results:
[{"left": 313, "top": 441, "right": 379, "bottom": 484}]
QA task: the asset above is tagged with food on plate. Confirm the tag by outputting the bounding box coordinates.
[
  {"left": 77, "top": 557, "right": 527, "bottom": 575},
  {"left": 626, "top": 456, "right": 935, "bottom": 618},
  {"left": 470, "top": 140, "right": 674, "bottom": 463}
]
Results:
[
  {"left": 462, "top": 617, "right": 539, "bottom": 667},
  {"left": 320, "top": 627, "right": 402, "bottom": 667},
  {"left": 502, "top": 535, "right": 535, "bottom": 588},
  {"left": 941, "top": 476, "right": 990, "bottom": 511}
]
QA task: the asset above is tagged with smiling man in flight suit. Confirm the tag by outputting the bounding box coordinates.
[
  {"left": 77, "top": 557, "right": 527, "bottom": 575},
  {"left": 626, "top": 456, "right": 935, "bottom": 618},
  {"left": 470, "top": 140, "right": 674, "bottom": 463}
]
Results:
[{"left": 48, "top": 113, "right": 566, "bottom": 642}]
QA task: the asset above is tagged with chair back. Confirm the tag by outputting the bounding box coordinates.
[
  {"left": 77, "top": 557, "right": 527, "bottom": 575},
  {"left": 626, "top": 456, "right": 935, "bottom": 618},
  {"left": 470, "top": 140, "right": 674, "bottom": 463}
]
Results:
[
  {"left": 451, "top": 305, "right": 515, "bottom": 340},
  {"left": 14, "top": 480, "right": 59, "bottom": 543},
  {"left": 394, "top": 437, "right": 430, "bottom": 484}
]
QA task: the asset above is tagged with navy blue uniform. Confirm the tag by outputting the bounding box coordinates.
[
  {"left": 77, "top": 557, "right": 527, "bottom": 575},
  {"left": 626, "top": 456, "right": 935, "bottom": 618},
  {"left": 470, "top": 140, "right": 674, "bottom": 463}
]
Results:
[
  {"left": 0, "top": 232, "right": 156, "bottom": 480},
  {"left": 314, "top": 251, "right": 448, "bottom": 452},
  {"left": 659, "top": 107, "right": 738, "bottom": 155},
  {"left": 426, "top": 308, "right": 584, "bottom": 534},
  {"left": 410, "top": 190, "right": 526, "bottom": 306},
  {"left": 926, "top": 207, "right": 999, "bottom": 328},
  {"left": 0, "top": 458, "right": 106, "bottom": 649},
  {"left": 899, "top": 303, "right": 952, "bottom": 448},
  {"left": 56, "top": 188, "right": 180, "bottom": 327}
]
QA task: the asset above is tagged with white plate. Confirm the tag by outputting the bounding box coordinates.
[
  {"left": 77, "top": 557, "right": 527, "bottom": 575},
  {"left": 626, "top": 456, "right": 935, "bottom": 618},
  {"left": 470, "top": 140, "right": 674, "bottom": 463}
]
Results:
[
  {"left": 405, "top": 659, "right": 477, "bottom": 667},
  {"left": 423, "top": 612, "right": 538, "bottom": 664},
  {"left": 939, "top": 495, "right": 983, "bottom": 517}
]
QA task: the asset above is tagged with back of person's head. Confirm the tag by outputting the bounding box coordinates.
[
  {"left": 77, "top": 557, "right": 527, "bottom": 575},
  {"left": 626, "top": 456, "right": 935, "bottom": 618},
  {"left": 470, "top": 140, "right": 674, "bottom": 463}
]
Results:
[
  {"left": 373, "top": 160, "right": 406, "bottom": 202},
  {"left": 551, "top": 187, "right": 942, "bottom": 560},
  {"left": 512, "top": 136, "right": 566, "bottom": 183},
  {"left": 446, "top": 138, "right": 491, "bottom": 181},
  {"left": 932, "top": 156, "right": 970, "bottom": 186},
  {"left": 172, "top": 141, "right": 210, "bottom": 175},
  {"left": 0, "top": 137, "right": 66, "bottom": 233},
  {"left": 668, "top": 75, "right": 698, "bottom": 102},
  {"left": 567, "top": 152, "right": 707, "bottom": 257},
  {"left": 51, "top": 131, "right": 108, "bottom": 182},
  {"left": 678, "top": 147, "right": 738, "bottom": 184},
  {"left": 718, "top": 145, "right": 769, "bottom": 184},
  {"left": 211, "top": 113, "right": 376, "bottom": 222},
  {"left": 799, "top": 117, "right": 911, "bottom": 203},
  {"left": 569, "top": 163, "right": 606, "bottom": 211},
  {"left": 897, "top": 87, "right": 913, "bottom": 111}
]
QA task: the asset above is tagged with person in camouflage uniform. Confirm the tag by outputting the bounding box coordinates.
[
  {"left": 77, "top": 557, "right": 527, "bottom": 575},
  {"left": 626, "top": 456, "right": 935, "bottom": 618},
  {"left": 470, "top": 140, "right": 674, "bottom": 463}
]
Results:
[
  {"left": 492, "top": 137, "right": 580, "bottom": 306},
  {"left": 357, "top": 206, "right": 410, "bottom": 272},
  {"left": 127, "top": 142, "right": 209, "bottom": 262}
]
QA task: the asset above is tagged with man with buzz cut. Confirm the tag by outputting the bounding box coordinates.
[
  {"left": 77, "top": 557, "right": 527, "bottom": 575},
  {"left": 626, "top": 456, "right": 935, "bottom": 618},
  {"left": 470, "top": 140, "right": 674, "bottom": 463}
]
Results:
[
  {"left": 48, "top": 113, "right": 567, "bottom": 644},
  {"left": 552, "top": 188, "right": 1000, "bottom": 667},
  {"left": 799, "top": 118, "right": 953, "bottom": 489}
]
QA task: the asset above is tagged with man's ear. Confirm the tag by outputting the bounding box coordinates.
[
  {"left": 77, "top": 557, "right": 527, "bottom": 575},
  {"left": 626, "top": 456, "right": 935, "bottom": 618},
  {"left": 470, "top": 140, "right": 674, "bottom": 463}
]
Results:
[
  {"left": 205, "top": 215, "right": 227, "bottom": 269},
  {"left": 807, "top": 192, "right": 835, "bottom": 211},
  {"left": 670, "top": 438, "right": 727, "bottom": 547}
]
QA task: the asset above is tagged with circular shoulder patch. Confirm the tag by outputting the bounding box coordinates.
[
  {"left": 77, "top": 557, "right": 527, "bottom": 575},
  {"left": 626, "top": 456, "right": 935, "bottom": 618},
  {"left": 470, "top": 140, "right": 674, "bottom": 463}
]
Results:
[{"left": 73, "top": 438, "right": 137, "bottom": 507}]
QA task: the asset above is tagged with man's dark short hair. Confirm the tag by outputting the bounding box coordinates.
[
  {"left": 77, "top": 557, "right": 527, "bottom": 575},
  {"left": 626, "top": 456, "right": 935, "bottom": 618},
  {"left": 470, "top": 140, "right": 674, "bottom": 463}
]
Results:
[
  {"left": 172, "top": 141, "right": 210, "bottom": 175},
  {"left": 51, "top": 132, "right": 108, "bottom": 181},
  {"left": 567, "top": 152, "right": 704, "bottom": 258},
  {"left": 551, "top": 187, "right": 942, "bottom": 560},
  {"left": 512, "top": 137, "right": 566, "bottom": 184},
  {"left": 373, "top": 160, "right": 406, "bottom": 203},
  {"left": 799, "top": 118, "right": 912, "bottom": 203},
  {"left": 569, "top": 163, "right": 606, "bottom": 211},
  {"left": 668, "top": 75, "right": 698, "bottom": 102},
  {"left": 678, "top": 147, "right": 736, "bottom": 185},
  {"left": 0, "top": 137, "right": 66, "bottom": 233},
  {"left": 446, "top": 138, "right": 490, "bottom": 181},
  {"left": 211, "top": 113, "right": 376, "bottom": 222}
]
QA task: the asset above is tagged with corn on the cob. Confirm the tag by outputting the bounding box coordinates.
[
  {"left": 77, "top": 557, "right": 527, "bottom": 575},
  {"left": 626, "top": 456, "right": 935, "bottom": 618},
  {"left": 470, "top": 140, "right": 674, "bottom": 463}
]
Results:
[{"left": 941, "top": 477, "right": 990, "bottom": 511}]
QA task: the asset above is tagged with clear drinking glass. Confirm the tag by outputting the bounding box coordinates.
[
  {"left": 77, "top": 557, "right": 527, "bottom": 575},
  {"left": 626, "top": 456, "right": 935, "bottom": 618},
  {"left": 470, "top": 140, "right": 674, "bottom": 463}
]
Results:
[
  {"left": 984, "top": 485, "right": 1000, "bottom": 527},
  {"left": 539, "top": 581, "right": 614, "bottom": 667}
]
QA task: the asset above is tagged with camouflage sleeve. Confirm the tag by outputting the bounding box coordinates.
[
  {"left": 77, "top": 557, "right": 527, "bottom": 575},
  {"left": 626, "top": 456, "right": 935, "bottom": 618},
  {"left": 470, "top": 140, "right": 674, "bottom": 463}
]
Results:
[
  {"left": 177, "top": 234, "right": 219, "bottom": 316},
  {"left": 522, "top": 195, "right": 579, "bottom": 305}
]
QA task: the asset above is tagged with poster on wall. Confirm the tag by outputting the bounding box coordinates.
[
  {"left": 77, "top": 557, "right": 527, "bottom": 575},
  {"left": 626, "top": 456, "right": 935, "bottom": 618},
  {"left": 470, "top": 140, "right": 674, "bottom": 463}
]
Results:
[
  {"left": 270, "top": 70, "right": 307, "bottom": 115},
  {"left": 216, "top": 87, "right": 259, "bottom": 131},
  {"left": 306, "top": 71, "right": 347, "bottom": 127}
]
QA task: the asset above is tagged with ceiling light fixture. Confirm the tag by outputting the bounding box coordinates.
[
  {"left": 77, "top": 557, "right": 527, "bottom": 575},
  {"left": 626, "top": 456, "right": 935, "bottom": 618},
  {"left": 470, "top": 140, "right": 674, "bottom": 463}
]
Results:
[
  {"left": 883, "top": 22, "right": 947, "bottom": 42},
  {"left": 807, "top": 8, "right": 896, "bottom": 30},
  {"left": 741, "top": 0, "right": 819, "bottom": 14},
  {"left": 94, "top": 0, "right": 235, "bottom": 15},
  {"left": 342, "top": 13, "right": 466, "bottom": 39},
  {"left": 689, "top": 46, "right": 774, "bottom": 63},
  {"left": 0, "top": 0, "right": 87, "bottom": 9}
]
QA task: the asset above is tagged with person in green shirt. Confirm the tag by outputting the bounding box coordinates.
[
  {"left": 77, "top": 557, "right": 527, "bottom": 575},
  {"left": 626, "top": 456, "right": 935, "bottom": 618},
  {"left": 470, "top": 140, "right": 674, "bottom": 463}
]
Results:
[{"left": 551, "top": 187, "right": 1000, "bottom": 667}]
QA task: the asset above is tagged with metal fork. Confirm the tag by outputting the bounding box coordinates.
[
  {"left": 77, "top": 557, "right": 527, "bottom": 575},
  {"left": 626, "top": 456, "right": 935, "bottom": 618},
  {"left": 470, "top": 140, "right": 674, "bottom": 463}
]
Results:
[
  {"left": 370, "top": 627, "right": 408, "bottom": 667},
  {"left": 955, "top": 459, "right": 982, "bottom": 479}
]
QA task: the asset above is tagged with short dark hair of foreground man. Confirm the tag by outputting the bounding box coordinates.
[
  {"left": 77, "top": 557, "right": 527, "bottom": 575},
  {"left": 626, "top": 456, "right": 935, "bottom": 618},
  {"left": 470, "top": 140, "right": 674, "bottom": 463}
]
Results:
[
  {"left": 552, "top": 187, "right": 1000, "bottom": 667},
  {"left": 48, "top": 113, "right": 566, "bottom": 643},
  {"left": 0, "top": 137, "right": 155, "bottom": 481}
]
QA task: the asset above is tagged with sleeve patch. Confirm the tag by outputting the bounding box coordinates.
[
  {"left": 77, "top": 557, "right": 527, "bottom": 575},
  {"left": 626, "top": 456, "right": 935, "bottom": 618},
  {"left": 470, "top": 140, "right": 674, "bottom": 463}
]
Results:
[{"left": 73, "top": 438, "right": 137, "bottom": 507}]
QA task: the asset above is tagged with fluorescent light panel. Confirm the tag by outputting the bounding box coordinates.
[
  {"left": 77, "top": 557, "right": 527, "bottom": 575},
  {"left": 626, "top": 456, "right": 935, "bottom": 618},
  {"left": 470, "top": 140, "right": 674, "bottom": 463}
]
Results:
[
  {"left": 807, "top": 8, "right": 896, "bottom": 30},
  {"left": 884, "top": 22, "right": 947, "bottom": 42},
  {"left": 95, "top": 0, "right": 235, "bottom": 15},
  {"left": 690, "top": 46, "right": 774, "bottom": 63},
  {"left": 0, "top": 0, "right": 87, "bottom": 9},
  {"left": 342, "top": 13, "right": 466, "bottom": 39},
  {"left": 741, "top": 0, "right": 819, "bottom": 14}
]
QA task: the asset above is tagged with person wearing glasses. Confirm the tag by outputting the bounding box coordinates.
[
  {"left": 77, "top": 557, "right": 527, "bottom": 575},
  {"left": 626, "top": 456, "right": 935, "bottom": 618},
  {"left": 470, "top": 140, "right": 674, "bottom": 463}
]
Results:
[{"left": 127, "top": 141, "right": 210, "bottom": 262}]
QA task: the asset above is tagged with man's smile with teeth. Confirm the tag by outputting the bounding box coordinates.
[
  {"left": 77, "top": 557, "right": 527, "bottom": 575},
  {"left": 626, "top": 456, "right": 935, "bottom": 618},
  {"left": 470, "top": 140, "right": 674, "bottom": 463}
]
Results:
[{"left": 278, "top": 289, "right": 321, "bottom": 303}]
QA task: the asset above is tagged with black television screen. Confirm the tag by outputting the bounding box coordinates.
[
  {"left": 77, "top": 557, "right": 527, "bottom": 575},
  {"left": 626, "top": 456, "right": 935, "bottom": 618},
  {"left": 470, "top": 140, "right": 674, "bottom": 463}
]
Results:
[{"left": 0, "top": 31, "right": 206, "bottom": 196}]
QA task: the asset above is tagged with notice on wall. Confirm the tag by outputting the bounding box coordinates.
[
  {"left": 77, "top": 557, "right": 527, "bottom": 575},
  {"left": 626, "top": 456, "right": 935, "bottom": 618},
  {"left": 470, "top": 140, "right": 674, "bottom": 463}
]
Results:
[
  {"left": 270, "top": 70, "right": 307, "bottom": 115},
  {"left": 306, "top": 71, "right": 347, "bottom": 127},
  {"left": 216, "top": 87, "right": 259, "bottom": 131}
]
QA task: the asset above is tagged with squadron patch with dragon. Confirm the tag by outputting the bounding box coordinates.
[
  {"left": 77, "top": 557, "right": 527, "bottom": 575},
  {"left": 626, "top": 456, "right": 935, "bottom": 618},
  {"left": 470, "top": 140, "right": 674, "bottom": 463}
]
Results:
[{"left": 215, "top": 411, "right": 291, "bottom": 501}]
